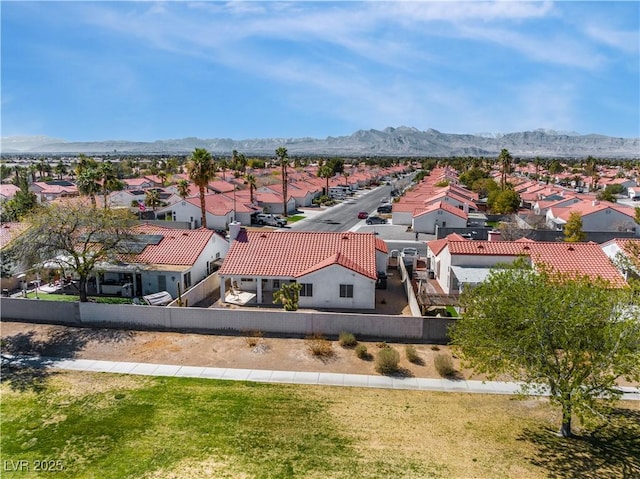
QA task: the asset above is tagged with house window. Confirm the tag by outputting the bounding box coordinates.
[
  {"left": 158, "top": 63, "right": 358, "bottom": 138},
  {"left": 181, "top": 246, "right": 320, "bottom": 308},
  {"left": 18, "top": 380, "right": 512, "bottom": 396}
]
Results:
[
  {"left": 184, "top": 272, "right": 192, "bottom": 289},
  {"left": 273, "top": 279, "right": 280, "bottom": 289},
  {"left": 241, "top": 278, "right": 254, "bottom": 282},
  {"left": 158, "top": 275, "right": 166, "bottom": 291},
  {"left": 339, "top": 284, "right": 354, "bottom": 298},
  {"left": 300, "top": 283, "right": 313, "bottom": 297}
]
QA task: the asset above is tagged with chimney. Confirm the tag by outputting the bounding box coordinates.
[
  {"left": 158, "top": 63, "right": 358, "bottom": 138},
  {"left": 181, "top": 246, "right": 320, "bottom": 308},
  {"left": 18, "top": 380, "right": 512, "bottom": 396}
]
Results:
[
  {"left": 228, "top": 221, "right": 242, "bottom": 242},
  {"left": 487, "top": 230, "right": 501, "bottom": 241}
]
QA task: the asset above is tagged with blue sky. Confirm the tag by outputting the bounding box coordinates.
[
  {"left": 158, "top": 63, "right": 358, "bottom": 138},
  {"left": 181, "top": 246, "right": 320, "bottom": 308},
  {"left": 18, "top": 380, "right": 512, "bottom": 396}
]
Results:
[{"left": 2, "top": 1, "right": 639, "bottom": 142}]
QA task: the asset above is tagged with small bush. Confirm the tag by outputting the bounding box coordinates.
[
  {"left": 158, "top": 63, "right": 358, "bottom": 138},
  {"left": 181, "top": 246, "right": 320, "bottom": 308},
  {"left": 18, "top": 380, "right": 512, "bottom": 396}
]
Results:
[
  {"left": 355, "top": 344, "right": 369, "bottom": 359},
  {"left": 243, "top": 330, "right": 264, "bottom": 348},
  {"left": 430, "top": 345, "right": 440, "bottom": 351},
  {"left": 338, "top": 331, "right": 357, "bottom": 348},
  {"left": 375, "top": 347, "right": 400, "bottom": 374},
  {"left": 306, "top": 333, "right": 333, "bottom": 358},
  {"left": 434, "top": 353, "right": 456, "bottom": 377},
  {"left": 375, "top": 341, "right": 388, "bottom": 349},
  {"left": 405, "top": 345, "right": 421, "bottom": 364}
]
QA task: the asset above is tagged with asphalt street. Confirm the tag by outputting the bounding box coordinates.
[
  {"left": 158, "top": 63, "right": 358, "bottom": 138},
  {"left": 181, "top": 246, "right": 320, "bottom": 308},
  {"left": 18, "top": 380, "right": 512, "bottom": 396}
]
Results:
[{"left": 289, "top": 181, "right": 432, "bottom": 256}]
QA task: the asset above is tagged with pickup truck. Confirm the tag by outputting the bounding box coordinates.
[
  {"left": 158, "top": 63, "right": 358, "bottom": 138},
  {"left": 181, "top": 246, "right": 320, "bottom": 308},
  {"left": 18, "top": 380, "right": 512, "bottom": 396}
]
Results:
[{"left": 255, "top": 213, "right": 287, "bottom": 227}]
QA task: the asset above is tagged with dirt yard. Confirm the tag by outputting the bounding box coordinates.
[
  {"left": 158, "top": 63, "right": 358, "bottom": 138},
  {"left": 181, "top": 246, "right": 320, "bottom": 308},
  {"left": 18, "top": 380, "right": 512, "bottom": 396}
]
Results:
[{"left": 1, "top": 321, "right": 466, "bottom": 379}]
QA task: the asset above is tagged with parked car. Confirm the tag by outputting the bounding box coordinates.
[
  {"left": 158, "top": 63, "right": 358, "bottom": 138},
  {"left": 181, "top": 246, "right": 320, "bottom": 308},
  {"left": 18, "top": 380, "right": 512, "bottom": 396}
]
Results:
[
  {"left": 377, "top": 204, "right": 392, "bottom": 214},
  {"left": 255, "top": 213, "right": 287, "bottom": 227},
  {"left": 401, "top": 247, "right": 419, "bottom": 258},
  {"left": 366, "top": 216, "right": 386, "bottom": 225},
  {"left": 357, "top": 211, "right": 369, "bottom": 219}
]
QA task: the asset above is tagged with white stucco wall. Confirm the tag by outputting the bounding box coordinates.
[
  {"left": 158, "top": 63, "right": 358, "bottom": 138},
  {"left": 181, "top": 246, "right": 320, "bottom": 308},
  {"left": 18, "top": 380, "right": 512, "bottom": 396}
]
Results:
[
  {"left": 391, "top": 211, "right": 413, "bottom": 225},
  {"left": 298, "top": 265, "right": 375, "bottom": 309},
  {"left": 412, "top": 210, "right": 467, "bottom": 234}
]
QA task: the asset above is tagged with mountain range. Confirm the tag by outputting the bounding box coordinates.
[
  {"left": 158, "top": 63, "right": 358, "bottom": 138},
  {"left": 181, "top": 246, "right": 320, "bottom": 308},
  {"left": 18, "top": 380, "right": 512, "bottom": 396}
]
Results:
[{"left": 2, "top": 127, "right": 638, "bottom": 158}]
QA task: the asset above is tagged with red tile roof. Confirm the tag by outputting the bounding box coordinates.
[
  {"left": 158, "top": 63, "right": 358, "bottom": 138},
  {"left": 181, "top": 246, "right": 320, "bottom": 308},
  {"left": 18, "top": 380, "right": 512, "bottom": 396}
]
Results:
[
  {"left": 414, "top": 201, "right": 468, "bottom": 220},
  {"left": 438, "top": 239, "right": 625, "bottom": 286},
  {"left": 120, "top": 224, "right": 215, "bottom": 266},
  {"left": 219, "top": 231, "right": 385, "bottom": 279},
  {"left": 0, "top": 222, "right": 28, "bottom": 249}
]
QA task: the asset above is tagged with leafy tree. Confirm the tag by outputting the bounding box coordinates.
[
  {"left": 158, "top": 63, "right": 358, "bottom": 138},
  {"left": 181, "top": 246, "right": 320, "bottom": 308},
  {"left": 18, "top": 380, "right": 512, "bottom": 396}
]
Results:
[
  {"left": 186, "top": 148, "right": 216, "bottom": 229},
  {"left": 564, "top": 212, "right": 586, "bottom": 242},
  {"left": 177, "top": 179, "right": 191, "bottom": 200},
  {"left": 548, "top": 160, "right": 564, "bottom": 175},
  {"left": 276, "top": 147, "right": 289, "bottom": 217},
  {"left": 157, "top": 170, "right": 167, "bottom": 186},
  {"left": 1, "top": 170, "right": 38, "bottom": 222},
  {"left": 488, "top": 188, "right": 520, "bottom": 214},
  {"left": 635, "top": 207, "right": 640, "bottom": 225},
  {"left": 459, "top": 167, "right": 488, "bottom": 188},
  {"left": 471, "top": 178, "right": 499, "bottom": 198},
  {"left": 452, "top": 260, "right": 640, "bottom": 437},
  {"left": 11, "top": 202, "right": 136, "bottom": 302},
  {"left": 273, "top": 282, "right": 302, "bottom": 311}
]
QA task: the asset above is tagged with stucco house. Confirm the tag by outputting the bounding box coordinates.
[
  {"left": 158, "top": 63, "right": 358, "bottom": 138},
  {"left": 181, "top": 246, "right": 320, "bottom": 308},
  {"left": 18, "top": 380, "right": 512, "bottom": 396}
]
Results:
[
  {"left": 426, "top": 234, "right": 626, "bottom": 295},
  {"left": 601, "top": 238, "right": 640, "bottom": 280},
  {"left": 412, "top": 201, "right": 468, "bottom": 234},
  {"left": 218, "top": 230, "right": 388, "bottom": 309},
  {"left": 86, "top": 224, "right": 229, "bottom": 299},
  {"left": 546, "top": 200, "right": 639, "bottom": 235},
  {"left": 29, "top": 180, "right": 79, "bottom": 203}
]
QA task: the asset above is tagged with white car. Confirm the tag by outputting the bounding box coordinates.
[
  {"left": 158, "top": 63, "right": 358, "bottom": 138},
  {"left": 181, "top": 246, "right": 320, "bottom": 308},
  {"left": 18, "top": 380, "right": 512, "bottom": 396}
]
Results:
[
  {"left": 255, "top": 213, "right": 287, "bottom": 227},
  {"left": 401, "top": 247, "right": 418, "bottom": 258}
]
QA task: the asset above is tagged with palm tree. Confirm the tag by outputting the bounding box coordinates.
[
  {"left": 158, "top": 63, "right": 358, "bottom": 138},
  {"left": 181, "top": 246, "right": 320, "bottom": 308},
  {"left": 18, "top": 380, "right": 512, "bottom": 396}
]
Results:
[
  {"left": 177, "top": 179, "right": 191, "bottom": 200},
  {"left": 244, "top": 174, "right": 257, "bottom": 204},
  {"left": 76, "top": 168, "right": 101, "bottom": 208},
  {"left": 498, "top": 148, "right": 512, "bottom": 190},
  {"left": 318, "top": 164, "right": 333, "bottom": 196},
  {"left": 55, "top": 160, "right": 67, "bottom": 180},
  {"left": 157, "top": 170, "right": 167, "bottom": 186},
  {"left": 342, "top": 171, "right": 350, "bottom": 188},
  {"left": 99, "top": 161, "right": 123, "bottom": 209},
  {"left": 186, "top": 148, "right": 216, "bottom": 229},
  {"left": 145, "top": 188, "right": 161, "bottom": 212},
  {"left": 276, "top": 147, "right": 289, "bottom": 217},
  {"left": 219, "top": 159, "right": 229, "bottom": 181}
]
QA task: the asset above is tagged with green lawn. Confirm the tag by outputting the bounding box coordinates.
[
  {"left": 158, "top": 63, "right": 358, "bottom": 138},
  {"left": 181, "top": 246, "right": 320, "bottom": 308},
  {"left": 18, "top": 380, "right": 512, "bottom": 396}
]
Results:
[
  {"left": 25, "top": 293, "right": 133, "bottom": 304},
  {"left": 286, "top": 215, "right": 305, "bottom": 223},
  {"left": 2, "top": 371, "right": 638, "bottom": 478}
]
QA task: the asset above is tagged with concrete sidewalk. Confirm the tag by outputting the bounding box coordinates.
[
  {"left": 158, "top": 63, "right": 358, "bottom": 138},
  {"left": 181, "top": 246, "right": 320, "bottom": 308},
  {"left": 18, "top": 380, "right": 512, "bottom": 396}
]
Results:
[{"left": 4, "top": 355, "right": 639, "bottom": 400}]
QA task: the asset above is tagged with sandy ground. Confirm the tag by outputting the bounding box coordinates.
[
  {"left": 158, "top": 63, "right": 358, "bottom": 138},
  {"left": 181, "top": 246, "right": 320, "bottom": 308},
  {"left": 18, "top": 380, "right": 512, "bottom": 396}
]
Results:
[{"left": 1, "top": 321, "right": 465, "bottom": 379}]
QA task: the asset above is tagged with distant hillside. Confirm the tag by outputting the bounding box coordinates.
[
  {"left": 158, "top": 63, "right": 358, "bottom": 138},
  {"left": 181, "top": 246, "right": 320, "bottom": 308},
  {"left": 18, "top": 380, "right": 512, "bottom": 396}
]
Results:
[{"left": 2, "top": 127, "right": 638, "bottom": 158}]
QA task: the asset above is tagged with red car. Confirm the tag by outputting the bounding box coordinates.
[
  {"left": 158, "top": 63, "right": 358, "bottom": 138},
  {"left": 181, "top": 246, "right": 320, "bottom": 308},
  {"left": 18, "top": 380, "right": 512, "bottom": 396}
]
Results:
[{"left": 357, "top": 211, "right": 368, "bottom": 219}]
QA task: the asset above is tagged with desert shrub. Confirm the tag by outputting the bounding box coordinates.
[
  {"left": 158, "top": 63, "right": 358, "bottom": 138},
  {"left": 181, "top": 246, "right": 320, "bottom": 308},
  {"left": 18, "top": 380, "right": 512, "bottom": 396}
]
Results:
[
  {"left": 338, "top": 331, "right": 357, "bottom": 348},
  {"left": 430, "top": 345, "right": 440, "bottom": 351},
  {"left": 355, "top": 344, "right": 369, "bottom": 360},
  {"left": 434, "top": 353, "right": 456, "bottom": 377},
  {"left": 375, "top": 346, "right": 400, "bottom": 374},
  {"left": 306, "top": 333, "right": 333, "bottom": 358},
  {"left": 243, "top": 330, "right": 263, "bottom": 348},
  {"left": 375, "top": 341, "right": 388, "bottom": 349},
  {"left": 405, "top": 345, "right": 421, "bottom": 364}
]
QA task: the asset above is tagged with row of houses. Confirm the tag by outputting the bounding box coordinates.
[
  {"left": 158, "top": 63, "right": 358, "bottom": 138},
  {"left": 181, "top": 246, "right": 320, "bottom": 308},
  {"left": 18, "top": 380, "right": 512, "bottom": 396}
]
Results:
[
  {"left": 387, "top": 165, "right": 639, "bottom": 237},
  {"left": 424, "top": 233, "right": 634, "bottom": 295}
]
